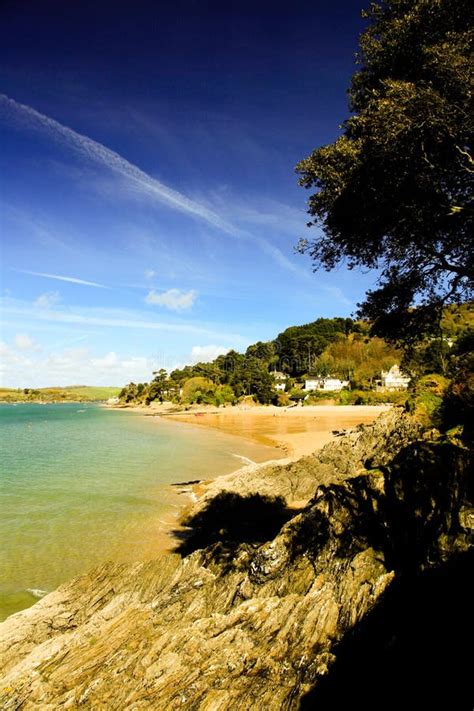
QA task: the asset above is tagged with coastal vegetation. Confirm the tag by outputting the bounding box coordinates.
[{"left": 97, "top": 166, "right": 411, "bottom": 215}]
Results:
[
  {"left": 1, "top": 1, "right": 472, "bottom": 707},
  {"left": 118, "top": 304, "right": 473, "bottom": 407},
  {"left": 0, "top": 386, "right": 121, "bottom": 403}
]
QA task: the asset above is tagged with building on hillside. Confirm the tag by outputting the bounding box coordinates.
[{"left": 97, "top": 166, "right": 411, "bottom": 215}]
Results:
[
  {"left": 106, "top": 396, "right": 120, "bottom": 405},
  {"left": 377, "top": 364, "right": 411, "bottom": 391},
  {"left": 272, "top": 371, "right": 288, "bottom": 392},
  {"left": 304, "top": 377, "right": 349, "bottom": 392}
]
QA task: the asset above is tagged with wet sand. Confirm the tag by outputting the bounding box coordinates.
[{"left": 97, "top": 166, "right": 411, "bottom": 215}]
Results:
[
  {"left": 160, "top": 404, "right": 391, "bottom": 460},
  {"left": 108, "top": 403, "right": 391, "bottom": 552}
]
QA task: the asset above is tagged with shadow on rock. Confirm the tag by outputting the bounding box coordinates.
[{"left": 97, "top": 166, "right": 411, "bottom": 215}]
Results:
[
  {"left": 173, "top": 492, "right": 298, "bottom": 564},
  {"left": 300, "top": 550, "right": 474, "bottom": 710},
  {"left": 291, "top": 439, "right": 471, "bottom": 576}
]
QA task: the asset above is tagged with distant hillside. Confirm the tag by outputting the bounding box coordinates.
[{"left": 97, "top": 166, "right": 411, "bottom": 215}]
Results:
[
  {"left": 119, "top": 304, "right": 473, "bottom": 407},
  {"left": 0, "top": 386, "right": 121, "bottom": 403}
]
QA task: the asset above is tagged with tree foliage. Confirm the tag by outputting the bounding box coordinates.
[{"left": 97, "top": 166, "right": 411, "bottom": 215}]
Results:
[
  {"left": 296, "top": 0, "right": 473, "bottom": 337},
  {"left": 148, "top": 368, "right": 168, "bottom": 403},
  {"left": 275, "top": 317, "right": 357, "bottom": 375},
  {"left": 117, "top": 306, "right": 472, "bottom": 406},
  {"left": 181, "top": 377, "right": 216, "bottom": 404},
  {"left": 313, "top": 333, "right": 401, "bottom": 386}
]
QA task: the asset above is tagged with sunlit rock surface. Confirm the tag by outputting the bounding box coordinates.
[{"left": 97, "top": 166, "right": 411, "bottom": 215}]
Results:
[{"left": 0, "top": 409, "right": 471, "bottom": 709}]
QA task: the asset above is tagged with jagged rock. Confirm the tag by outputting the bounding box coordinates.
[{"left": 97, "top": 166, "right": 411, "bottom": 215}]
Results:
[
  {"left": 0, "top": 409, "right": 471, "bottom": 709},
  {"left": 187, "top": 407, "right": 424, "bottom": 510}
]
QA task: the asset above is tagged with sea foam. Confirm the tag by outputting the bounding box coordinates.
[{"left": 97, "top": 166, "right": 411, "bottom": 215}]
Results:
[
  {"left": 232, "top": 454, "right": 256, "bottom": 466},
  {"left": 26, "top": 588, "right": 48, "bottom": 599}
]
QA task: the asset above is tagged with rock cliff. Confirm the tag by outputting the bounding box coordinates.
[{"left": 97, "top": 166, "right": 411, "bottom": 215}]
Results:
[{"left": 0, "top": 409, "right": 472, "bottom": 709}]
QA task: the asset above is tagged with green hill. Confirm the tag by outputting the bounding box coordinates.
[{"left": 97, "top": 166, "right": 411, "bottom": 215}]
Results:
[{"left": 0, "top": 386, "right": 121, "bottom": 403}]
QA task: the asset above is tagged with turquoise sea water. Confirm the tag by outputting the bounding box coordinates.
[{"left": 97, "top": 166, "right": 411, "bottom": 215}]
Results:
[{"left": 0, "top": 403, "right": 278, "bottom": 620}]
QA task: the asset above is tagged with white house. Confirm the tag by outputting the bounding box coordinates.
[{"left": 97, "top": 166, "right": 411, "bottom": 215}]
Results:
[
  {"left": 304, "top": 377, "right": 349, "bottom": 392},
  {"left": 378, "top": 365, "right": 411, "bottom": 391},
  {"left": 272, "top": 371, "right": 288, "bottom": 392}
]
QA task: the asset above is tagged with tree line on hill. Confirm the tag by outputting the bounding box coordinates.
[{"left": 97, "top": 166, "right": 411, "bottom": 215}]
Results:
[{"left": 118, "top": 305, "right": 473, "bottom": 408}]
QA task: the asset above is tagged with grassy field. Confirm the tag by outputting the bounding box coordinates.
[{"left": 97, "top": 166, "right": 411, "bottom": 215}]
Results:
[{"left": 0, "top": 386, "right": 121, "bottom": 403}]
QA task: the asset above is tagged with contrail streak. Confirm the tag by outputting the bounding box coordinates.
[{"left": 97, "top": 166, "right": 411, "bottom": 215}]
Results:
[
  {"left": 17, "top": 269, "right": 109, "bottom": 289},
  {"left": 0, "top": 93, "right": 310, "bottom": 278},
  {"left": 0, "top": 93, "right": 238, "bottom": 235}
]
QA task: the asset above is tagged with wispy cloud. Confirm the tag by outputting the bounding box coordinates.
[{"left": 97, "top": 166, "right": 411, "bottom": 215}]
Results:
[
  {"left": 145, "top": 288, "right": 197, "bottom": 311},
  {"left": 0, "top": 93, "right": 310, "bottom": 278},
  {"left": 208, "top": 189, "right": 307, "bottom": 237},
  {"left": 14, "top": 333, "right": 41, "bottom": 352},
  {"left": 1, "top": 298, "right": 246, "bottom": 341},
  {"left": 2, "top": 201, "right": 78, "bottom": 254},
  {"left": 254, "top": 237, "right": 308, "bottom": 277},
  {"left": 0, "top": 93, "right": 239, "bottom": 236},
  {"left": 49, "top": 334, "right": 89, "bottom": 350},
  {"left": 34, "top": 291, "right": 61, "bottom": 308},
  {"left": 321, "top": 285, "right": 354, "bottom": 308},
  {"left": 17, "top": 269, "right": 109, "bottom": 289},
  {"left": 190, "top": 344, "right": 229, "bottom": 363}
]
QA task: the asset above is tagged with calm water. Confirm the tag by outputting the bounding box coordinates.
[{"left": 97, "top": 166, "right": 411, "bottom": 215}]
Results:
[{"left": 0, "top": 403, "right": 277, "bottom": 620}]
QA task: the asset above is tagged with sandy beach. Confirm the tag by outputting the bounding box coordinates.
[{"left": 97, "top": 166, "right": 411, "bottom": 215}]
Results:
[
  {"left": 106, "top": 403, "right": 392, "bottom": 550},
  {"left": 164, "top": 404, "right": 391, "bottom": 459},
  {"left": 115, "top": 402, "right": 392, "bottom": 460}
]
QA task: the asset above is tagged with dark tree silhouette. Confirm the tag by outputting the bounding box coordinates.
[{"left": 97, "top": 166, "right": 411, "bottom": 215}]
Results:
[{"left": 296, "top": 0, "right": 473, "bottom": 339}]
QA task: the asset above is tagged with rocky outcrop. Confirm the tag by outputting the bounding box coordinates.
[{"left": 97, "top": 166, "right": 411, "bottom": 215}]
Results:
[
  {"left": 189, "top": 407, "right": 423, "bottom": 509},
  {"left": 0, "top": 409, "right": 471, "bottom": 709}
]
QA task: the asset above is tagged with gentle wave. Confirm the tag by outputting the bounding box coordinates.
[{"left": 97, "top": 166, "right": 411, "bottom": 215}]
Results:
[
  {"left": 232, "top": 453, "right": 256, "bottom": 466},
  {"left": 26, "top": 588, "right": 48, "bottom": 599}
]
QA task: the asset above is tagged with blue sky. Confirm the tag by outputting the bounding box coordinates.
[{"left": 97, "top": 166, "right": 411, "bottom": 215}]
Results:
[{"left": 0, "top": 0, "right": 376, "bottom": 387}]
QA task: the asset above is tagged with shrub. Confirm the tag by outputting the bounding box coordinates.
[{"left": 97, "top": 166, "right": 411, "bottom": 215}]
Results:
[
  {"left": 417, "top": 374, "right": 450, "bottom": 396},
  {"left": 288, "top": 388, "right": 306, "bottom": 402},
  {"left": 275, "top": 391, "right": 290, "bottom": 407},
  {"left": 181, "top": 377, "right": 215, "bottom": 404},
  {"left": 439, "top": 354, "right": 474, "bottom": 444},
  {"left": 214, "top": 384, "right": 235, "bottom": 406},
  {"left": 408, "top": 373, "right": 450, "bottom": 426}
]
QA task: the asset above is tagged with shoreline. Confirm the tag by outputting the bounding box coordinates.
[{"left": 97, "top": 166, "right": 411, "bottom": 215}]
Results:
[
  {"left": 109, "top": 403, "right": 392, "bottom": 550},
  {"left": 0, "top": 403, "right": 393, "bottom": 619},
  {"left": 109, "top": 402, "right": 391, "bottom": 460}
]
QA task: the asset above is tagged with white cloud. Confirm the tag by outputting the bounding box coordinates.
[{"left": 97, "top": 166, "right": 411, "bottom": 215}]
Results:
[
  {"left": 144, "top": 269, "right": 156, "bottom": 279},
  {"left": 91, "top": 351, "right": 119, "bottom": 367},
  {"left": 18, "top": 269, "right": 109, "bottom": 289},
  {"left": 0, "top": 343, "right": 159, "bottom": 388},
  {"left": 34, "top": 291, "right": 61, "bottom": 309},
  {"left": 190, "top": 345, "right": 229, "bottom": 364},
  {"left": 145, "top": 288, "right": 197, "bottom": 311},
  {"left": 0, "top": 342, "right": 32, "bottom": 382},
  {"left": 321, "top": 285, "right": 353, "bottom": 308},
  {"left": 41, "top": 348, "right": 153, "bottom": 386},
  {"left": 14, "top": 333, "right": 41, "bottom": 351}
]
